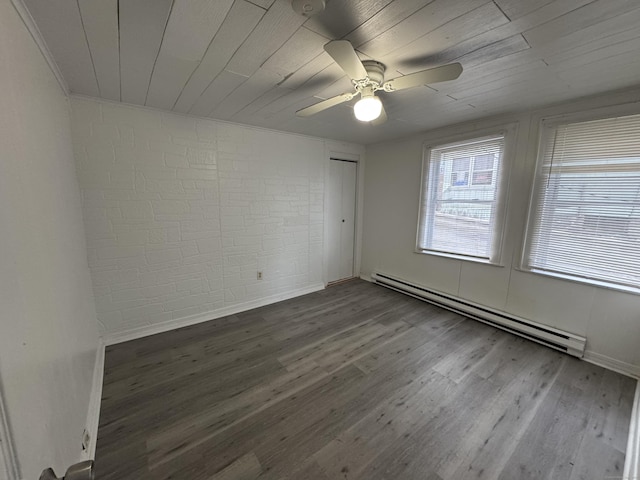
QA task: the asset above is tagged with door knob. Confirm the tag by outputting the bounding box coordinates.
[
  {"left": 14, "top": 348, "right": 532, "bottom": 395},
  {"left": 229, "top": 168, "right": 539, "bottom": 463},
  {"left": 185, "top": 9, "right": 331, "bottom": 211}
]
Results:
[
  {"left": 40, "top": 460, "right": 94, "bottom": 480},
  {"left": 342, "top": 219, "right": 345, "bottom": 222}
]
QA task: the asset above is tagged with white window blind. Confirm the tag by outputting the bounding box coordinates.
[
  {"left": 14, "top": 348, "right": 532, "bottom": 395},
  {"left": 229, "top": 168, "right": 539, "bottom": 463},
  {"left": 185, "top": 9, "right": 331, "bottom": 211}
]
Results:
[
  {"left": 417, "top": 134, "right": 505, "bottom": 262},
  {"left": 524, "top": 112, "right": 640, "bottom": 290}
]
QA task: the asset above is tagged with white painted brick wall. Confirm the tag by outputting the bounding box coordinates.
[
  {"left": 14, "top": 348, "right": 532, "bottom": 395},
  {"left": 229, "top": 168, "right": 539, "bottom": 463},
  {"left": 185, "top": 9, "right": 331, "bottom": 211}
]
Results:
[{"left": 70, "top": 97, "right": 361, "bottom": 335}]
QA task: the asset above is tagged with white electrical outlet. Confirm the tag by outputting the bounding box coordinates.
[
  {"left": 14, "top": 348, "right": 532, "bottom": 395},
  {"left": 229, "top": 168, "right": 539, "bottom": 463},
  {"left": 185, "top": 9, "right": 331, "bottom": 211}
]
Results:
[{"left": 257, "top": 271, "right": 263, "bottom": 280}]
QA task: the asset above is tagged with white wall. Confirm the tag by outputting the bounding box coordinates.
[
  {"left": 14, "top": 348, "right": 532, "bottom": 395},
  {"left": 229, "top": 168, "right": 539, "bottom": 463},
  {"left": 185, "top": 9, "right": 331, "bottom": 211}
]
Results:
[
  {"left": 0, "top": 2, "right": 100, "bottom": 479},
  {"left": 70, "top": 97, "right": 364, "bottom": 340},
  {"left": 361, "top": 88, "right": 640, "bottom": 376}
]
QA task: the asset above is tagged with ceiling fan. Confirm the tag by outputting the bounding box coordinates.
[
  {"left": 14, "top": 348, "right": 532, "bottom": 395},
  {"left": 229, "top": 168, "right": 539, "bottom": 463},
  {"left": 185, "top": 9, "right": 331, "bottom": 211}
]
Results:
[{"left": 296, "top": 40, "right": 463, "bottom": 124}]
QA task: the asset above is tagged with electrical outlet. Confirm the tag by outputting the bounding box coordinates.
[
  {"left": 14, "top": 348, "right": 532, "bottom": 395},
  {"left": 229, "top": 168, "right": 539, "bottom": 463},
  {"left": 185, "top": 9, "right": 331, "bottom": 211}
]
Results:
[
  {"left": 257, "top": 271, "right": 263, "bottom": 280},
  {"left": 81, "top": 429, "right": 90, "bottom": 452}
]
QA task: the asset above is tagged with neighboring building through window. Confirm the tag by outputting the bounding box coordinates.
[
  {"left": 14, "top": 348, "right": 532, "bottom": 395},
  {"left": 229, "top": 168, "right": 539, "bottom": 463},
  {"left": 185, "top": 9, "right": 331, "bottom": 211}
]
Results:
[
  {"left": 523, "top": 111, "right": 640, "bottom": 291},
  {"left": 417, "top": 133, "right": 507, "bottom": 263}
]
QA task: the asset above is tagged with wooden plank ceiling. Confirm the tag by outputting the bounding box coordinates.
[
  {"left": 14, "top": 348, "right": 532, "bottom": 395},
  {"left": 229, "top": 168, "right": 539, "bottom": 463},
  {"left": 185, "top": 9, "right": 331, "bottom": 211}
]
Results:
[{"left": 22, "top": 0, "right": 640, "bottom": 144}]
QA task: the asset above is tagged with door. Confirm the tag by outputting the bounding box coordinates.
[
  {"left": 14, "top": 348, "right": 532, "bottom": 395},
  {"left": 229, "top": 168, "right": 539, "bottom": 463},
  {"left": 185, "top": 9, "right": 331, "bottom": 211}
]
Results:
[{"left": 327, "top": 159, "right": 357, "bottom": 283}]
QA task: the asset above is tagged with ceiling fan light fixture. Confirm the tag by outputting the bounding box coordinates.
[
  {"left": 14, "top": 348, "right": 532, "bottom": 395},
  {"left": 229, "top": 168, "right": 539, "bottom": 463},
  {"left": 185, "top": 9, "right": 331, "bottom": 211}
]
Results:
[{"left": 354, "top": 95, "right": 382, "bottom": 122}]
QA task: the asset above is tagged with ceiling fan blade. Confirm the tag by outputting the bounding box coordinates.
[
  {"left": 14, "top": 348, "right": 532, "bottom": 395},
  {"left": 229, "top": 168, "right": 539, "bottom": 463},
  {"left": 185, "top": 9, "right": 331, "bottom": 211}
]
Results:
[
  {"left": 296, "top": 93, "right": 355, "bottom": 117},
  {"left": 370, "top": 103, "right": 387, "bottom": 126},
  {"left": 384, "top": 63, "right": 463, "bottom": 92},
  {"left": 324, "top": 40, "right": 368, "bottom": 80}
]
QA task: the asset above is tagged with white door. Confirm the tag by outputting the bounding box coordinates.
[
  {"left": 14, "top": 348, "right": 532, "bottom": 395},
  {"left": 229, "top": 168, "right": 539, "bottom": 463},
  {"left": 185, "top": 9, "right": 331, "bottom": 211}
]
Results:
[{"left": 327, "top": 159, "right": 357, "bottom": 283}]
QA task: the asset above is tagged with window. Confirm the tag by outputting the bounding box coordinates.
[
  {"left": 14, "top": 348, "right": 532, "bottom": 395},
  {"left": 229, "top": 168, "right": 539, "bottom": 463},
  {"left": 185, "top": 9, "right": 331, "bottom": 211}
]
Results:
[
  {"left": 417, "top": 134, "right": 507, "bottom": 262},
  {"left": 472, "top": 154, "right": 495, "bottom": 185},
  {"left": 451, "top": 157, "right": 470, "bottom": 186},
  {"left": 523, "top": 112, "right": 640, "bottom": 291}
]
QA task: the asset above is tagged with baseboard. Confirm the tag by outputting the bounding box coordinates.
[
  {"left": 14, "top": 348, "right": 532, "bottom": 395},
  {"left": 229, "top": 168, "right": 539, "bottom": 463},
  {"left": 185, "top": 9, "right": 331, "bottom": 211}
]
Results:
[
  {"left": 583, "top": 351, "right": 640, "bottom": 380},
  {"left": 84, "top": 338, "right": 105, "bottom": 460},
  {"left": 624, "top": 382, "right": 640, "bottom": 480},
  {"left": 103, "top": 283, "right": 325, "bottom": 346}
]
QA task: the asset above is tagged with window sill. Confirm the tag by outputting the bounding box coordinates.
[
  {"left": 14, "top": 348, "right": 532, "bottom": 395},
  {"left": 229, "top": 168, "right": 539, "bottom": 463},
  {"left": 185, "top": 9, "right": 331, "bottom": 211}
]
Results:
[
  {"left": 414, "top": 249, "right": 504, "bottom": 267},
  {"left": 517, "top": 267, "right": 640, "bottom": 296}
]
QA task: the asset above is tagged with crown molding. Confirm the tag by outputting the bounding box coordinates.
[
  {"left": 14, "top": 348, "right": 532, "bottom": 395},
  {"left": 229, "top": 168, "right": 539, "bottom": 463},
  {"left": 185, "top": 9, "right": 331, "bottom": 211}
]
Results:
[{"left": 10, "top": 0, "right": 69, "bottom": 96}]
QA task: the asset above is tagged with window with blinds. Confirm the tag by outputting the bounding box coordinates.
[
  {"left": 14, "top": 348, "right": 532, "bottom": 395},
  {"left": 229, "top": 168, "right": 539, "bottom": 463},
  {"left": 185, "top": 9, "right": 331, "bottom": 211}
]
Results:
[
  {"left": 523, "top": 112, "right": 640, "bottom": 291},
  {"left": 417, "top": 134, "right": 506, "bottom": 262}
]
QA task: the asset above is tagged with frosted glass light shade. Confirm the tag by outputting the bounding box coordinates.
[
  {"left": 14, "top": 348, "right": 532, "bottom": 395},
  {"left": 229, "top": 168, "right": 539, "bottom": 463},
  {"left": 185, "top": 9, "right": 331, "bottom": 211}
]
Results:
[{"left": 354, "top": 96, "right": 382, "bottom": 122}]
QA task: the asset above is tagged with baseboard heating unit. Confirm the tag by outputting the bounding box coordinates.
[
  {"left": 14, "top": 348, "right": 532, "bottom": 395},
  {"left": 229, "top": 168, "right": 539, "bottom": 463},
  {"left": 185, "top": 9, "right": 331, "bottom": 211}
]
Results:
[{"left": 371, "top": 272, "right": 586, "bottom": 358}]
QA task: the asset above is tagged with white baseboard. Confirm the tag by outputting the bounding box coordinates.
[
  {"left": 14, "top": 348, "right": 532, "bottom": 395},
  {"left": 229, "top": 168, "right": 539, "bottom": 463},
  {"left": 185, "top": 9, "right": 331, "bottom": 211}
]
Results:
[
  {"left": 359, "top": 273, "right": 372, "bottom": 282},
  {"left": 583, "top": 351, "right": 640, "bottom": 380},
  {"left": 624, "top": 382, "right": 640, "bottom": 480},
  {"left": 84, "top": 338, "right": 105, "bottom": 461},
  {"left": 103, "top": 283, "right": 325, "bottom": 346}
]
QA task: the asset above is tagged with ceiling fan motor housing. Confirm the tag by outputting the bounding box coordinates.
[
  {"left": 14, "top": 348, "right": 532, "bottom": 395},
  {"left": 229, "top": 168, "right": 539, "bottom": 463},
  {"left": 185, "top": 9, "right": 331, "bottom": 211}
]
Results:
[{"left": 361, "top": 60, "right": 386, "bottom": 87}]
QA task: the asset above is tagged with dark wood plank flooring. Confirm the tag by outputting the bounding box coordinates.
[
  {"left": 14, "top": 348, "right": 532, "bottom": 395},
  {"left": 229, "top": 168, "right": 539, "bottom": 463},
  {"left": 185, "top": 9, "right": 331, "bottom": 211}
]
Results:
[{"left": 95, "top": 280, "right": 636, "bottom": 479}]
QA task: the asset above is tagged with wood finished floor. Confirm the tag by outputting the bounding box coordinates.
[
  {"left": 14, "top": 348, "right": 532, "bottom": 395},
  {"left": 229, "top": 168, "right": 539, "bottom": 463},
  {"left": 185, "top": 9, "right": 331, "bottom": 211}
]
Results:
[{"left": 96, "top": 280, "right": 636, "bottom": 480}]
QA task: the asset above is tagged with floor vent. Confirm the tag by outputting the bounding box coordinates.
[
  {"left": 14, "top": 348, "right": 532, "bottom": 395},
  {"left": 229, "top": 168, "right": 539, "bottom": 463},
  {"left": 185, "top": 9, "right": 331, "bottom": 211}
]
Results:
[{"left": 371, "top": 272, "right": 586, "bottom": 358}]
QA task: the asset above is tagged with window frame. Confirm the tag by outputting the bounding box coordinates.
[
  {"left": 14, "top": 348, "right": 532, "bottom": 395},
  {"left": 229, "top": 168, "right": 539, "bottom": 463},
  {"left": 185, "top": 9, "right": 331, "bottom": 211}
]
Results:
[
  {"left": 415, "top": 123, "right": 517, "bottom": 266},
  {"left": 520, "top": 104, "right": 640, "bottom": 295}
]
